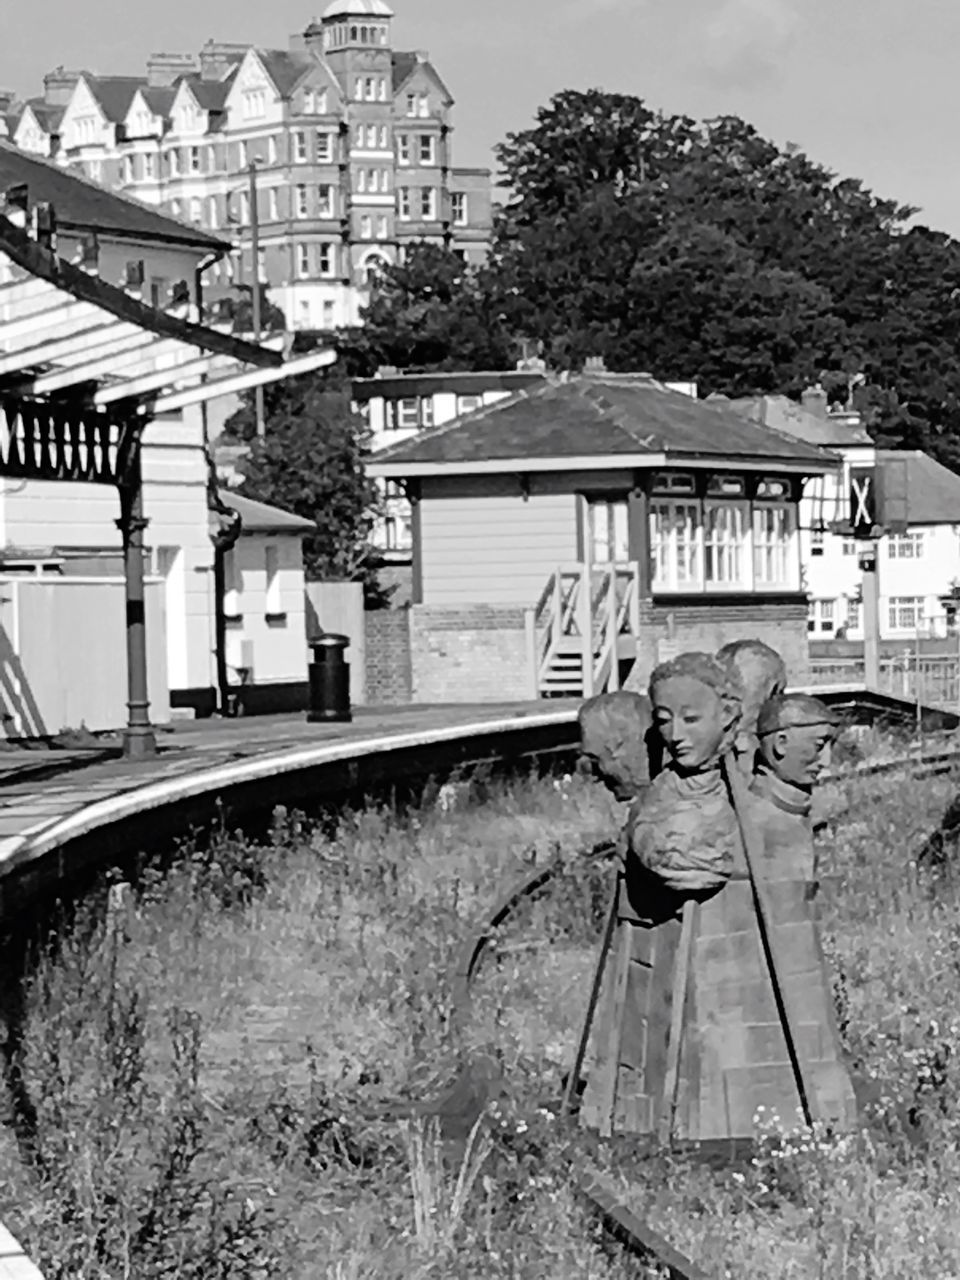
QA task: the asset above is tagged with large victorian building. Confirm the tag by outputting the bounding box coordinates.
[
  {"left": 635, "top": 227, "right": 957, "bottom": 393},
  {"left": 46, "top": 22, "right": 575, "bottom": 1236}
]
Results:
[{"left": 5, "top": 0, "right": 492, "bottom": 329}]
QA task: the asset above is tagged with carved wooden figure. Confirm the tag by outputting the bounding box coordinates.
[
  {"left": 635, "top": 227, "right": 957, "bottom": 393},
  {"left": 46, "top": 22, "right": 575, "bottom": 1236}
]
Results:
[{"left": 577, "top": 657, "right": 857, "bottom": 1148}]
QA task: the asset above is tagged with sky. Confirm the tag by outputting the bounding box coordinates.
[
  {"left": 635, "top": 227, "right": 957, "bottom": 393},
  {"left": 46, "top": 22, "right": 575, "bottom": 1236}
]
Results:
[{"left": 4, "top": 0, "right": 960, "bottom": 233}]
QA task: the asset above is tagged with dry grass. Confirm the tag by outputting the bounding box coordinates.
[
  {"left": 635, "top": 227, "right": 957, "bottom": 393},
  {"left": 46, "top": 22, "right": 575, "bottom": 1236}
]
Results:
[{"left": 0, "top": 757, "right": 959, "bottom": 1277}]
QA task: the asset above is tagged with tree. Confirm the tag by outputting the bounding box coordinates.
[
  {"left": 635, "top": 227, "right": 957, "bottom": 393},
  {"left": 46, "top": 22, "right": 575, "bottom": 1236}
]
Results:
[
  {"left": 347, "top": 243, "right": 513, "bottom": 372},
  {"left": 223, "top": 380, "right": 386, "bottom": 599},
  {"left": 210, "top": 283, "right": 286, "bottom": 335}
]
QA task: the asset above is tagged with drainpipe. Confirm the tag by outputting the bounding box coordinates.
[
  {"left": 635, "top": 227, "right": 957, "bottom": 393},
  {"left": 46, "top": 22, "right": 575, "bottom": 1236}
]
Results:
[{"left": 204, "top": 403, "right": 243, "bottom": 715}]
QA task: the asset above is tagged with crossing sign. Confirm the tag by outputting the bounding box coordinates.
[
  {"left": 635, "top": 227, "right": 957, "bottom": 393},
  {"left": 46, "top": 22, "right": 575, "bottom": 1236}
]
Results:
[
  {"left": 849, "top": 468, "right": 876, "bottom": 538},
  {"left": 848, "top": 457, "right": 910, "bottom": 538}
]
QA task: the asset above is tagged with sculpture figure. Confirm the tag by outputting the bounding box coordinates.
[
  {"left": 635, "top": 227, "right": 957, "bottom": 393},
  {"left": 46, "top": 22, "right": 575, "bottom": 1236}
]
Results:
[
  {"left": 575, "top": 653, "right": 857, "bottom": 1147},
  {"left": 578, "top": 689, "right": 657, "bottom": 801},
  {"left": 716, "top": 638, "right": 787, "bottom": 778}
]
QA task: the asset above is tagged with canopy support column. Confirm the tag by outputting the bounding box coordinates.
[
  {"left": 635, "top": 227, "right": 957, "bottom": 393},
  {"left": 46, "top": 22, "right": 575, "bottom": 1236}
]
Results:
[{"left": 117, "top": 453, "right": 157, "bottom": 760}]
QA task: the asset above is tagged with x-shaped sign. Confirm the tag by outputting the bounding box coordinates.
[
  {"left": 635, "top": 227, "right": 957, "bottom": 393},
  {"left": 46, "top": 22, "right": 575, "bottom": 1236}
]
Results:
[{"left": 851, "top": 472, "right": 874, "bottom": 531}]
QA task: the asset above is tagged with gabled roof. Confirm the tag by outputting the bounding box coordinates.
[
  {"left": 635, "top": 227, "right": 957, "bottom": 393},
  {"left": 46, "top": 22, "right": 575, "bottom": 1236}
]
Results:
[
  {"left": 139, "top": 86, "right": 176, "bottom": 119},
  {"left": 728, "top": 393, "right": 874, "bottom": 448},
  {"left": 84, "top": 75, "right": 145, "bottom": 123},
  {"left": 258, "top": 50, "right": 315, "bottom": 100},
  {"left": 391, "top": 52, "right": 453, "bottom": 103},
  {"left": 0, "top": 140, "right": 228, "bottom": 251},
  {"left": 368, "top": 376, "right": 838, "bottom": 476},
  {"left": 877, "top": 451, "right": 960, "bottom": 526},
  {"left": 16, "top": 99, "right": 64, "bottom": 133},
  {"left": 189, "top": 73, "right": 237, "bottom": 112},
  {"left": 222, "top": 491, "right": 315, "bottom": 534}
]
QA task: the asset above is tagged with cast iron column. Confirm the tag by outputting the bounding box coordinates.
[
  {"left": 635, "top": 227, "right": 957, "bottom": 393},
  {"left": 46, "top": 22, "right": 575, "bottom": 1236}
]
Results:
[{"left": 117, "top": 451, "right": 157, "bottom": 760}]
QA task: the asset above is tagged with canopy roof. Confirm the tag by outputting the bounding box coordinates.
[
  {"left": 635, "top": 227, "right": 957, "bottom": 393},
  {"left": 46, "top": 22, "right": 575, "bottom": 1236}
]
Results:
[{"left": 0, "top": 213, "right": 334, "bottom": 484}]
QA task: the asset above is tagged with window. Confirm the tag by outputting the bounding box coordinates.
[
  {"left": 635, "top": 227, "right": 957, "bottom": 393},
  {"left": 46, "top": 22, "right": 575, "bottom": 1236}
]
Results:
[
  {"left": 122, "top": 155, "right": 134, "bottom": 183},
  {"left": 242, "top": 88, "right": 266, "bottom": 119},
  {"left": 207, "top": 197, "right": 218, "bottom": 228},
  {"left": 704, "top": 503, "right": 747, "bottom": 586},
  {"left": 267, "top": 135, "right": 278, "bottom": 164},
  {"left": 387, "top": 398, "right": 433, "bottom": 430},
  {"left": 297, "top": 300, "right": 311, "bottom": 330},
  {"left": 418, "top": 134, "right": 435, "bottom": 164},
  {"left": 398, "top": 187, "right": 411, "bottom": 220},
  {"left": 296, "top": 244, "right": 310, "bottom": 278},
  {"left": 651, "top": 501, "right": 700, "bottom": 590},
  {"left": 418, "top": 93, "right": 429, "bottom": 117},
  {"left": 889, "top": 596, "right": 924, "bottom": 631},
  {"left": 376, "top": 214, "right": 389, "bottom": 239},
  {"left": 356, "top": 168, "right": 367, "bottom": 193},
  {"left": 651, "top": 472, "right": 696, "bottom": 495},
  {"left": 811, "top": 527, "right": 824, "bottom": 556},
  {"left": 451, "top": 192, "right": 468, "bottom": 225},
  {"left": 457, "top": 394, "right": 482, "bottom": 416},
  {"left": 268, "top": 189, "right": 279, "bottom": 221},
  {"left": 753, "top": 505, "right": 794, "bottom": 586},
  {"left": 379, "top": 125, "right": 389, "bottom": 148},
  {"left": 322, "top": 300, "right": 335, "bottom": 328},
  {"left": 378, "top": 77, "right": 387, "bottom": 101},
  {"left": 587, "top": 498, "right": 629, "bottom": 563},
  {"left": 303, "top": 88, "right": 327, "bottom": 114},
  {"left": 364, "top": 77, "right": 377, "bottom": 101},
  {"left": 189, "top": 145, "right": 201, "bottom": 172},
  {"left": 888, "top": 532, "right": 923, "bottom": 559},
  {"left": 316, "top": 132, "right": 333, "bottom": 162},
  {"left": 238, "top": 140, "right": 248, "bottom": 167},
  {"left": 366, "top": 124, "right": 378, "bottom": 148},
  {"left": 294, "top": 130, "right": 308, "bottom": 163},
  {"left": 206, "top": 145, "right": 216, "bottom": 172},
  {"left": 420, "top": 187, "right": 437, "bottom": 220},
  {"left": 354, "top": 79, "right": 364, "bottom": 101},
  {"left": 265, "top": 545, "right": 282, "bottom": 616},
  {"left": 295, "top": 185, "right": 308, "bottom": 218},
  {"left": 406, "top": 93, "right": 417, "bottom": 117},
  {"left": 317, "top": 242, "right": 334, "bottom": 276},
  {"left": 170, "top": 198, "right": 182, "bottom": 218},
  {"left": 845, "top": 597, "right": 862, "bottom": 632},
  {"left": 354, "top": 123, "right": 365, "bottom": 148},
  {"left": 842, "top": 538, "right": 857, "bottom": 556},
  {"left": 808, "top": 599, "right": 836, "bottom": 635},
  {"left": 379, "top": 168, "right": 391, "bottom": 192},
  {"left": 360, "top": 214, "right": 373, "bottom": 239},
  {"left": 144, "top": 152, "right": 156, "bottom": 178},
  {"left": 318, "top": 184, "right": 335, "bottom": 217},
  {"left": 168, "top": 148, "right": 180, "bottom": 176}
]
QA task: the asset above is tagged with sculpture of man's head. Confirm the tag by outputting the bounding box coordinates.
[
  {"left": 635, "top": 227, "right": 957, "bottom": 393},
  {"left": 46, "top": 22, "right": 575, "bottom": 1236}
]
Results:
[
  {"left": 649, "top": 652, "right": 742, "bottom": 774},
  {"left": 578, "top": 689, "right": 654, "bottom": 800},
  {"left": 716, "top": 639, "right": 788, "bottom": 740},
  {"left": 756, "top": 694, "right": 840, "bottom": 789}
]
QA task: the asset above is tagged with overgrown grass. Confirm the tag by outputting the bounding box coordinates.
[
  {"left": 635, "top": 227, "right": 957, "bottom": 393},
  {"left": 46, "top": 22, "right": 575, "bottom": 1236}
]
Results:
[{"left": 1, "top": 759, "right": 960, "bottom": 1277}]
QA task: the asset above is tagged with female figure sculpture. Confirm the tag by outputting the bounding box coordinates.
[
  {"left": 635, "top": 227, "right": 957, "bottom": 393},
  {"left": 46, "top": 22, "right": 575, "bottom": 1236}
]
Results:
[{"left": 577, "top": 654, "right": 856, "bottom": 1146}]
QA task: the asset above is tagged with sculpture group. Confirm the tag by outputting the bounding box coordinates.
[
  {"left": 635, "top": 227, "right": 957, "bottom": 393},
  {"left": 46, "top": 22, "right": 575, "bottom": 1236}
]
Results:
[{"left": 575, "top": 640, "right": 857, "bottom": 1149}]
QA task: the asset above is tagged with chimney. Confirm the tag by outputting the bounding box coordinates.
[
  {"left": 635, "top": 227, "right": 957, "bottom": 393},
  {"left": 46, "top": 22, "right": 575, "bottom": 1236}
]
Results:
[
  {"left": 583, "top": 356, "right": 608, "bottom": 375},
  {"left": 43, "top": 67, "right": 82, "bottom": 107},
  {"left": 0, "top": 90, "right": 16, "bottom": 116},
  {"left": 801, "top": 382, "right": 828, "bottom": 419},
  {"left": 200, "top": 40, "right": 250, "bottom": 81},
  {"left": 147, "top": 52, "right": 198, "bottom": 88}
]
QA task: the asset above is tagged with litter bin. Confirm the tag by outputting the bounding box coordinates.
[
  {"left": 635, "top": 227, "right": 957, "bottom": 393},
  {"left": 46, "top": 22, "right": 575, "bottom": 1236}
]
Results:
[{"left": 307, "top": 633, "right": 352, "bottom": 723}]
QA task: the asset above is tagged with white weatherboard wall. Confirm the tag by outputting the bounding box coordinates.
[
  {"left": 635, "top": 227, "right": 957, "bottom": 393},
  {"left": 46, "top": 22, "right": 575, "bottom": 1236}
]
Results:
[
  {"left": 0, "top": 407, "right": 218, "bottom": 697},
  {"left": 420, "top": 475, "right": 578, "bottom": 607},
  {"left": 223, "top": 534, "right": 309, "bottom": 684}
]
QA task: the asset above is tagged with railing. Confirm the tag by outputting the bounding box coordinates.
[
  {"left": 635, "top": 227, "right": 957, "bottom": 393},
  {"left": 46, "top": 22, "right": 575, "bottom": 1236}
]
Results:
[
  {"left": 533, "top": 562, "right": 640, "bottom": 697},
  {"left": 809, "top": 654, "right": 960, "bottom": 712}
]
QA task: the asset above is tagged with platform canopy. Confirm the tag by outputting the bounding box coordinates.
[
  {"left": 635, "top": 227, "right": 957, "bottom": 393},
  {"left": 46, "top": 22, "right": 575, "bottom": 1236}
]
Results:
[{"left": 0, "top": 214, "right": 334, "bottom": 484}]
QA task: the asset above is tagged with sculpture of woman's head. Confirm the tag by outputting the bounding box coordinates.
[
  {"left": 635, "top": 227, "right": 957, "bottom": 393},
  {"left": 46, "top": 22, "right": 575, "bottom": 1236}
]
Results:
[
  {"left": 648, "top": 651, "right": 742, "bottom": 773},
  {"left": 716, "top": 638, "right": 787, "bottom": 739}
]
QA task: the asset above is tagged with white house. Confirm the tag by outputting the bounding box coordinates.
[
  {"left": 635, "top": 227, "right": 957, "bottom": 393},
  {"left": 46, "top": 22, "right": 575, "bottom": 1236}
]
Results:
[{"left": 733, "top": 388, "right": 960, "bottom": 643}]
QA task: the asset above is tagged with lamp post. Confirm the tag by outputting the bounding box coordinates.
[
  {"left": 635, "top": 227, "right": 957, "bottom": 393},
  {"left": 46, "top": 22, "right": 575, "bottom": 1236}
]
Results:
[{"left": 248, "top": 160, "right": 265, "bottom": 439}]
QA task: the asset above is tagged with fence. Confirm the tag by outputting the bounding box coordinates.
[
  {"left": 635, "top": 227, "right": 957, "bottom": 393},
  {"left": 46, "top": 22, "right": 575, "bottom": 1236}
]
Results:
[{"left": 808, "top": 654, "right": 960, "bottom": 711}]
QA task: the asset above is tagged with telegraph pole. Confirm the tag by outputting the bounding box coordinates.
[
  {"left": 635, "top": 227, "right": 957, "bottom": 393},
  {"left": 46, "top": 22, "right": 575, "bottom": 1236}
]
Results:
[
  {"left": 860, "top": 540, "right": 880, "bottom": 688},
  {"left": 249, "top": 160, "right": 265, "bottom": 439}
]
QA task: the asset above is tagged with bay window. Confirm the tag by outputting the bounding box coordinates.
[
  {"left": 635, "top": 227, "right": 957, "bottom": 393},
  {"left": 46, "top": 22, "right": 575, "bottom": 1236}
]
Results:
[{"left": 647, "top": 472, "right": 798, "bottom": 594}]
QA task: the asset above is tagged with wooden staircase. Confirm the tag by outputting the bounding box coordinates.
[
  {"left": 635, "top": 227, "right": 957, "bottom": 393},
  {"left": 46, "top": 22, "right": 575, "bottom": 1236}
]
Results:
[{"left": 533, "top": 562, "right": 641, "bottom": 699}]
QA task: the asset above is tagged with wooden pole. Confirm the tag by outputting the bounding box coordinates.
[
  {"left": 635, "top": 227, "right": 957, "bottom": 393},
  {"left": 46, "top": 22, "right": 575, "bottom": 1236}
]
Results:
[
  {"left": 249, "top": 160, "right": 265, "bottom": 439},
  {"left": 563, "top": 877, "right": 620, "bottom": 1116},
  {"left": 861, "top": 540, "right": 880, "bottom": 689}
]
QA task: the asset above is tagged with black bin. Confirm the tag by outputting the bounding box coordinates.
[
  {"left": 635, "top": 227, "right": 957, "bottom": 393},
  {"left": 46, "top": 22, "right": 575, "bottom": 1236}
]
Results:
[{"left": 307, "top": 633, "right": 352, "bottom": 723}]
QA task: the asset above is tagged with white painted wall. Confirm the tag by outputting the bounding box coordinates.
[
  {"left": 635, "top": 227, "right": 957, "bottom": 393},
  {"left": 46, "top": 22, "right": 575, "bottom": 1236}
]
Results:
[{"left": 223, "top": 533, "right": 308, "bottom": 684}]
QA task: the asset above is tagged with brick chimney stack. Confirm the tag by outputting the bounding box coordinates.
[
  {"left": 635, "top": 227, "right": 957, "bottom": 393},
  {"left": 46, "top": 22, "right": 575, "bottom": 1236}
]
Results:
[
  {"left": 43, "top": 67, "right": 81, "bottom": 107},
  {"left": 147, "top": 52, "right": 198, "bottom": 88},
  {"left": 801, "top": 382, "right": 828, "bottom": 419},
  {"left": 199, "top": 40, "right": 250, "bottom": 81}
]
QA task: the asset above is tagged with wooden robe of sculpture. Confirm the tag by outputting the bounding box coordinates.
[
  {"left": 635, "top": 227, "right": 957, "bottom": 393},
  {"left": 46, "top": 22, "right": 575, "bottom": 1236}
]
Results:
[{"left": 578, "top": 662, "right": 857, "bottom": 1145}]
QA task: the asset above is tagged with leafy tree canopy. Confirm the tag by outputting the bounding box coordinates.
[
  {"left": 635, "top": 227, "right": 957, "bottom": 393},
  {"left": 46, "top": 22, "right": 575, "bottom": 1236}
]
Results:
[
  {"left": 357, "top": 89, "right": 960, "bottom": 466},
  {"left": 222, "top": 382, "right": 387, "bottom": 601}
]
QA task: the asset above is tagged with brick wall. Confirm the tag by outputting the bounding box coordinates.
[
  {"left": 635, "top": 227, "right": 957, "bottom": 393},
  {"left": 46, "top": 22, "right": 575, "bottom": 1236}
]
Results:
[
  {"left": 626, "top": 598, "right": 811, "bottom": 692},
  {"left": 365, "top": 608, "right": 413, "bottom": 705},
  {"left": 410, "top": 604, "right": 535, "bottom": 704}
]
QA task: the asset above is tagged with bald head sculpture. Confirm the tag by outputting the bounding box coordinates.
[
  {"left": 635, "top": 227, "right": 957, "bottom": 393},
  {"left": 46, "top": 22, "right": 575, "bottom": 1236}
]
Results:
[{"left": 757, "top": 693, "right": 840, "bottom": 790}]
